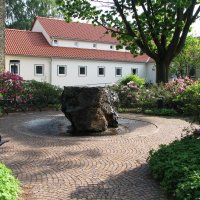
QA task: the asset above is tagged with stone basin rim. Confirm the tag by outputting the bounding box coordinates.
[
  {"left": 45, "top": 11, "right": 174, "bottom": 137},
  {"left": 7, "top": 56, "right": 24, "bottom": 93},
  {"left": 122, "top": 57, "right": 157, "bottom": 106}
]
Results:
[{"left": 17, "top": 114, "right": 158, "bottom": 139}]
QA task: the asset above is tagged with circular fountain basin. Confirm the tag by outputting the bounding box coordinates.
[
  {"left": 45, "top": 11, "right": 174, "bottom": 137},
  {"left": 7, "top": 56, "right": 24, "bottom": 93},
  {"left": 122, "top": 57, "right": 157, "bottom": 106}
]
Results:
[{"left": 23, "top": 114, "right": 156, "bottom": 137}]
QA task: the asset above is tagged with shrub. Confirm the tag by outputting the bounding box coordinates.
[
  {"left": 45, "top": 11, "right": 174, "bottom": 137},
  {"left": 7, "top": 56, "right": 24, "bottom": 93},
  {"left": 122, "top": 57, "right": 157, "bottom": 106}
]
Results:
[
  {"left": 112, "top": 81, "right": 141, "bottom": 108},
  {"left": 177, "top": 83, "right": 200, "bottom": 122},
  {"left": 118, "top": 74, "right": 145, "bottom": 87},
  {"left": 0, "top": 72, "right": 31, "bottom": 112},
  {"left": 144, "top": 108, "right": 178, "bottom": 116},
  {"left": 165, "top": 77, "right": 195, "bottom": 95},
  {"left": 0, "top": 163, "right": 21, "bottom": 200},
  {"left": 24, "top": 80, "right": 63, "bottom": 110},
  {"left": 0, "top": 72, "right": 63, "bottom": 112},
  {"left": 175, "top": 170, "right": 200, "bottom": 200},
  {"left": 148, "top": 134, "right": 200, "bottom": 199}
]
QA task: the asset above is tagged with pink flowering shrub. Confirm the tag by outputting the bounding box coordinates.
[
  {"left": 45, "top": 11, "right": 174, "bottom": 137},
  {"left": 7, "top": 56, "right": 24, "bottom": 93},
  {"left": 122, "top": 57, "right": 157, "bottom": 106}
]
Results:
[
  {"left": 177, "top": 83, "right": 200, "bottom": 122},
  {"left": 0, "top": 72, "right": 32, "bottom": 111},
  {"left": 112, "top": 76, "right": 197, "bottom": 113},
  {"left": 165, "top": 77, "right": 195, "bottom": 95},
  {"left": 0, "top": 72, "right": 62, "bottom": 112}
]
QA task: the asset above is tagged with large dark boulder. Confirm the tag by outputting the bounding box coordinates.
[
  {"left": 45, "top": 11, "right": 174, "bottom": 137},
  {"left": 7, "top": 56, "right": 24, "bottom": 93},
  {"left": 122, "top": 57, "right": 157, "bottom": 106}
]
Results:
[{"left": 61, "top": 87, "right": 118, "bottom": 134}]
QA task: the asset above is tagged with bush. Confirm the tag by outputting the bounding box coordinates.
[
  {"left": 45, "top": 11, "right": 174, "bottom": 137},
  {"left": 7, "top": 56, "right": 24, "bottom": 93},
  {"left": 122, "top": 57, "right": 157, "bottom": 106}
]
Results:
[
  {"left": 0, "top": 163, "right": 21, "bottom": 200},
  {"left": 0, "top": 71, "right": 63, "bottom": 112},
  {"left": 0, "top": 72, "right": 32, "bottom": 112},
  {"left": 177, "top": 83, "right": 200, "bottom": 122},
  {"left": 112, "top": 76, "right": 197, "bottom": 114},
  {"left": 118, "top": 74, "right": 145, "bottom": 87},
  {"left": 148, "top": 134, "right": 200, "bottom": 199},
  {"left": 24, "top": 80, "right": 63, "bottom": 110},
  {"left": 144, "top": 108, "right": 178, "bottom": 116}
]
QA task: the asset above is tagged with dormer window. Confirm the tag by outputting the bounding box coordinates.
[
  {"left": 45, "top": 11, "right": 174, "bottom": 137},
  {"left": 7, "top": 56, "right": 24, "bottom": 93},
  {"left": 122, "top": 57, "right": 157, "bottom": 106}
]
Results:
[
  {"left": 53, "top": 40, "right": 58, "bottom": 45},
  {"left": 74, "top": 42, "right": 79, "bottom": 47}
]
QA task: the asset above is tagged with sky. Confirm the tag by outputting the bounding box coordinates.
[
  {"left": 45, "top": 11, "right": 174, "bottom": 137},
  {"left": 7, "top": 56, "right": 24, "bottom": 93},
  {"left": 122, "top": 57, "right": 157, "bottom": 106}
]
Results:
[
  {"left": 91, "top": 1, "right": 200, "bottom": 36},
  {"left": 192, "top": 18, "right": 200, "bottom": 36}
]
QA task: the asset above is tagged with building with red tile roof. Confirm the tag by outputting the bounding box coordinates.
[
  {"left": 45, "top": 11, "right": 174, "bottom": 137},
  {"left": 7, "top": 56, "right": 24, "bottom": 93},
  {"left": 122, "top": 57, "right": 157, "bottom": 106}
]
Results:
[{"left": 5, "top": 17, "right": 156, "bottom": 86}]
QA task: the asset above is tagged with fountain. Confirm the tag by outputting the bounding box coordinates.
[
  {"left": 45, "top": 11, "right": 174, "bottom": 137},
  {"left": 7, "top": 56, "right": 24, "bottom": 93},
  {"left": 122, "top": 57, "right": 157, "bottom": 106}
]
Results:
[
  {"left": 61, "top": 87, "right": 119, "bottom": 135},
  {"left": 19, "top": 87, "right": 156, "bottom": 137}
]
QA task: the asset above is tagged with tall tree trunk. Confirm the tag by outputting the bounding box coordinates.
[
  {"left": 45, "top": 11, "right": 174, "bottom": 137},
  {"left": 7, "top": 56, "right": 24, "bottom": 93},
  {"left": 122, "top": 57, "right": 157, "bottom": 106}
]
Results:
[
  {"left": 156, "top": 61, "right": 170, "bottom": 83},
  {"left": 0, "top": 0, "right": 5, "bottom": 71}
]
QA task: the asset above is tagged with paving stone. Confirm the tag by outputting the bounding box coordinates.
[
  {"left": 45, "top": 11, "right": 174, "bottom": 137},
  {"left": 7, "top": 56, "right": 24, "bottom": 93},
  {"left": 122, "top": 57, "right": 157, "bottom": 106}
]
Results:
[{"left": 0, "top": 111, "right": 189, "bottom": 200}]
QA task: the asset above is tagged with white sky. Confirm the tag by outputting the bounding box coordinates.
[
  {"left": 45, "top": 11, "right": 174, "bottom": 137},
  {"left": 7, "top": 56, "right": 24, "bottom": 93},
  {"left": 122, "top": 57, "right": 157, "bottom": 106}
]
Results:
[
  {"left": 91, "top": 1, "right": 200, "bottom": 36},
  {"left": 192, "top": 18, "right": 200, "bottom": 36}
]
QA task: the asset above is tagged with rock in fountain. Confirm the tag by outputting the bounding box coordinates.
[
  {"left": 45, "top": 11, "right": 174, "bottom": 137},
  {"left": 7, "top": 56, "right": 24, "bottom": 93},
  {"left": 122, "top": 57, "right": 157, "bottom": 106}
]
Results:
[{"left": 61, "top": 87, "right": 118, "bottom": 134}]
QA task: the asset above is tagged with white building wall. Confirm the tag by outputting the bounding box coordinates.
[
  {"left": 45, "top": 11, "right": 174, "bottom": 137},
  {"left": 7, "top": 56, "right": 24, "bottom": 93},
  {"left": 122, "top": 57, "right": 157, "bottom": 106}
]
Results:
[
  {"left": 31, "top": 20, "right": 51, "bottom": 45},
  {"left": 51, "top": 39, "right": 128, "bottom": 52},
  {"left": 146, "top": 63, "right": 156, "bottom": 83},
  {"left": 5, "top": 55, "right": 51, "bottom": 83},
  {"left": 51, "top": 58, "right": 147, "bottom": 87},
  {"left": 5, "top": 55, "right": 154, "bottom": 86}
]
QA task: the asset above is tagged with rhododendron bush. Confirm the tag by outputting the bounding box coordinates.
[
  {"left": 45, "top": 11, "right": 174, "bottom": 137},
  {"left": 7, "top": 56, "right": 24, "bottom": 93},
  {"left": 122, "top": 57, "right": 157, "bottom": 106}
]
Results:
[
  {"left": 113, "top": 75, "right": 199, "bottom": 120},
  {"left": 0, "top": 72, "right": 62, "bottom": 112},
  {"left": 0, "top": 72, "right": 32, "bottom": 111}
]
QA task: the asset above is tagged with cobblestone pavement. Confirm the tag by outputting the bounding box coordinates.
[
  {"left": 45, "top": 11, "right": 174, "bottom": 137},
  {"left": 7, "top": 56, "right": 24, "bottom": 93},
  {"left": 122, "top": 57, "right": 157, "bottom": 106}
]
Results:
[{"left": 0, "top": 111, "right": 189, "bottom": 200}]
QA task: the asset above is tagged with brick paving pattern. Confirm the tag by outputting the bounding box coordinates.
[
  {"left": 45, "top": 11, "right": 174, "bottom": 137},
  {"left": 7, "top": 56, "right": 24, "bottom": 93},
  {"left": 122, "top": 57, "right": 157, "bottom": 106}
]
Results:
[{"left": 0, "top": 111, "right": 189, "bottom": 200}]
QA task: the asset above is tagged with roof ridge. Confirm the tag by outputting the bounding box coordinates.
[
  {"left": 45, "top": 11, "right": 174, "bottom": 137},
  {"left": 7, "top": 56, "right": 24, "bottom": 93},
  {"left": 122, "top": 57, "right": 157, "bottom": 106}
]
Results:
[
  {"left": 5, "top": 28, "right": 33, "bottom": 32},
  {"left": 36, "top": 16, "right": 95, "bottom": 26}
]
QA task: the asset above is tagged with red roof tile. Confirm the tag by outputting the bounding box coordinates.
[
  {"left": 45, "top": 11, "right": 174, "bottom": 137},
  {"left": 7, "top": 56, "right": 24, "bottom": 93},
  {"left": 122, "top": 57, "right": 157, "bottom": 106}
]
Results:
[
  {"left": 34, "top": 16, "right": 118, "bottom": 44},
  {"left": 5, "top": 29, "right": 152, "bottom": 63}
]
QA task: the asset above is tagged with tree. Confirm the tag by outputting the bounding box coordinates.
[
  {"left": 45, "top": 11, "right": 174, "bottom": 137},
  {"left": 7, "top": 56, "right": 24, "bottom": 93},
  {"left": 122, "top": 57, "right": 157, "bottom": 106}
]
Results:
[
  {"left": 171, "top": 36, "right": 200, "bottom": 77},
  {"left": 56, "top": 0, "right": 200, "bottom": 83},
  {"left": 0, "top": 0, "right": 5, "bottom": 70},
  {"left": 6, "top": 0, "right": 60, "bottom": 30}
]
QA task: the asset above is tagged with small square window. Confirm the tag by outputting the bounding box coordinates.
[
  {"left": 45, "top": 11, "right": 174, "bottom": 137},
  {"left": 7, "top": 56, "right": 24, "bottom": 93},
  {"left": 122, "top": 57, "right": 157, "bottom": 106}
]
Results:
[
  {"left": 132, "top": 68, "right": 138, "bottom": 75},
  {"left": 35, "top": 65, "right": 44, "bottom": 75},
  {"left": 10, "top": 60, "right": 20, "bottom": 75},
  {"left": 98, "top": 67, "right": 105, "bottom": 76},
  {"left": 10, "top": 64, "right": 19, "bottom": 74},
  {"left": 79, "top": 66, "right": 87, "bottom": 76},
  {"left": 57, "top": 65, "right": 67, "bottom": 76},
  {"left": 93, "top": 43, "right": 97, "bottom": 48},
  {"left": 74, "top": 42, "right": 79, "bottom": 47},
  {"left": 115, "top": 67, "right": 122, "bottom": 76},
  {"left": 110, "top": 45, "right": 113, "bottom": 49}
]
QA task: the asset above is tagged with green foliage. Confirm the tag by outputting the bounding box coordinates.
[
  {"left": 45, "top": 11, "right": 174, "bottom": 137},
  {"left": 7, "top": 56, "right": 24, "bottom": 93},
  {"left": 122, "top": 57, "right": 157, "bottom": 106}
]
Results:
[
  {"left": 0, "top": 72, "right": 31, "bottom": 112},
  {"left": 176, "top": 170, "right": 200, "bottom": 200},
  {"left": 148, "top": 134, "right": 200, "bottom": 199},
  {"left": 24, "top": 80, "right": 63, "bottom": 111},
  {"left": 0, "top": 72, "right": 63, "bottom": 112},
  {"left": 113, "top": 76, "right": 198, "bottom": 116},
  {"left": 6, "top": 0, "right": 60, "bottom": 29},
  {"left": 144, "top": 108, "right": 178, "bottom": 116},
  {"left": 56, "top": 0, "right": 200, "bottom": 82},
  {"left": 171, "top": 36, "right": 200, "bottom": 77},
  {"left": 118, "top": 74, "right": 145, "bottom": 87},
  {"left": 177, "top": 83, "right": 200, "bottom": 123},
  {"left": 0, "top": 163, "right": 21, "bottom": 200}
]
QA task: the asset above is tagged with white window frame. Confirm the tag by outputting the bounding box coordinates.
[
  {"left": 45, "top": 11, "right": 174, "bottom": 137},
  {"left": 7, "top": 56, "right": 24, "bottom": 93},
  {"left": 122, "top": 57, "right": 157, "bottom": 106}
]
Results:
[
  {"left": 78, "top": 66, "right": 87, "bottom": 76},
  {"left": 97, "top": 66, "right": 105, "bottom": 77},
  {"left": 131, "top": 68, "right": 138, "bottom": 75},
  {"left": 115, "top": 67, "right": 122, "bottom": 77},
  {"left": 34, "top": 64, "right": 44, "bottom": 76},
  {"left": 57, "top": 65, "right": 67, "bottom": 76},
  {"left": 10, "top": 61, "right": 20, "bottom": 75}
]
